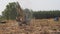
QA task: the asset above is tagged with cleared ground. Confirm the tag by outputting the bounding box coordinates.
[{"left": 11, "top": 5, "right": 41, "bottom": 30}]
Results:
[{"left": 0, "top": 18, "right": 60, "bottom": 34}]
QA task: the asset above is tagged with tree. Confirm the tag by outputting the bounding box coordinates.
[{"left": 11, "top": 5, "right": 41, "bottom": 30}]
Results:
[
  {"left": 2, "top": 2, "right": 17, "bottom": 20},
  {"left": 2, "top": 2, "right": 32, "bottom": 20}
]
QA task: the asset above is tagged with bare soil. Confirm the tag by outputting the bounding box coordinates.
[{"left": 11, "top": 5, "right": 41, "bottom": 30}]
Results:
[{"left": 0, "top": 18, "right": 60, "bottom": 34}]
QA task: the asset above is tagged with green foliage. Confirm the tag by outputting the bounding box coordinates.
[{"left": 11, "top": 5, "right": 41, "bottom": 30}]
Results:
[
  {"left": 2, "top": 2, "right": 32, "bottom": 20},
  {"left": 2, "top": 2, "right": 17, "bottom": 20},
  {"left": 1, "top": 2, "right": 60, "bottom": 20},
  {"left": 33, "top": 10, "right": 60, "bottom": 19}
]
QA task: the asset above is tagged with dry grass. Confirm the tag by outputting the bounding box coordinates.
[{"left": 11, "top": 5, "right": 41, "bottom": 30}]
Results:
[{"left": 0, "top": 18, "right": 60, "bottom": 34}]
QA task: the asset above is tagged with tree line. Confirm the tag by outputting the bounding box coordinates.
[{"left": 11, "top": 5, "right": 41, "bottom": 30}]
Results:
[
  {"left": 0, "top": 2, "right": 60, "bottom": 20},
  {"left": 33, "top": 10, "right": 60, "bottom": 19}
]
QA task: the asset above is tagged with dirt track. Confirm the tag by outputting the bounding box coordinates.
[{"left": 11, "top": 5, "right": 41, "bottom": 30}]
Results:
[{"left": 0, "top": 19, "right": 60, "bottom": 34}]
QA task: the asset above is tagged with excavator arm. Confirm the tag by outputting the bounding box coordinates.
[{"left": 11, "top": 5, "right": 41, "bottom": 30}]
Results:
[{"left": 15, "top": 2, "right": 26, "bottom": 25}]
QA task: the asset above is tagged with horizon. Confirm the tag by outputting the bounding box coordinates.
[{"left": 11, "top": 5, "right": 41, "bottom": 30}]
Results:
[{"left": 0, "top": 0, "right": 60, "bottom": 15}]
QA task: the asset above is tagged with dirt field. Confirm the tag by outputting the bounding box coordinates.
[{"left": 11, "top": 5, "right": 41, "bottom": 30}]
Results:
[{"left": 0, "top": 18, "right": 60, "bottom": 34}]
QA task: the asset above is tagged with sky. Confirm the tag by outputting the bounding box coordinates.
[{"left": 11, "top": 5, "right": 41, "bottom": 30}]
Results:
[{"left": 0, "top": 0, "right": 60, "bottom": 15}]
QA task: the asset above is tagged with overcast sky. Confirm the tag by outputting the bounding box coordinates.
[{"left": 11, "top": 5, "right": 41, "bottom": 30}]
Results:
[{"left": 0, "top": 0, "right": 60, "bottom": 15}]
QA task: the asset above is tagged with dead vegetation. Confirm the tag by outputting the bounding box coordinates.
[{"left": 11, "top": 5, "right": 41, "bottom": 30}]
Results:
[{"left": 0, "top": 18, "right": 60, "bottom": 34}]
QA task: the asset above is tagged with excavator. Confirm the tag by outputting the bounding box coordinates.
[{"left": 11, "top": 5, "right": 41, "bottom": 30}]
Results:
[
  {"left": 15, "top": 2, "right": 31, "bottom": 26},
  {"left": 0, "top": 2, "right": 31, "bottom": 26}
]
